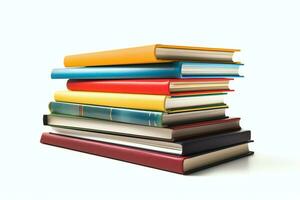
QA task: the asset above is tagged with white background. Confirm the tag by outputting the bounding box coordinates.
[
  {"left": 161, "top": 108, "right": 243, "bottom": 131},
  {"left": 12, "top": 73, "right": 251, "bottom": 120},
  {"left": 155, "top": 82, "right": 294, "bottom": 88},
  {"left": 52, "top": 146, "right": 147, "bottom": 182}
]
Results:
[{"left": 0, "top": 0, "right": 299, "bottom": 199}]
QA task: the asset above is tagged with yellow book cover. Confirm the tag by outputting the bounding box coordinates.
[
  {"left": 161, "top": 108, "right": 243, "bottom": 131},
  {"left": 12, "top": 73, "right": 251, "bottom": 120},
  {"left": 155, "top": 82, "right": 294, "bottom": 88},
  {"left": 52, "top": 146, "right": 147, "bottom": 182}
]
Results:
[
  {"left": 54, "top": 91, "right": 167, "bottom": 111},
  {"left": 64, "top": 44, "right": 240, "bottom": 67}
]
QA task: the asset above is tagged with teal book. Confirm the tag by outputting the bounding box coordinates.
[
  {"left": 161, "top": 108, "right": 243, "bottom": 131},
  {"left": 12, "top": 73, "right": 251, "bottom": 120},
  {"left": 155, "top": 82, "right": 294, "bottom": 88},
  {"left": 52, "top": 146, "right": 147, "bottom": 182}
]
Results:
[
  {"left": 49, "top": 102, "right": 227, "bottom": 127},
  {"left": 51, "top": 62, "right": 242, "bottom": 79}
]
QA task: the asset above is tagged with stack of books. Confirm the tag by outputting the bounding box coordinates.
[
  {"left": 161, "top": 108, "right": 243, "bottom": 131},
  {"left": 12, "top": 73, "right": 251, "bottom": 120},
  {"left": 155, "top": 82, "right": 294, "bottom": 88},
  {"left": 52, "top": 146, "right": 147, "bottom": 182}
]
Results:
[{"left": 41, "top": 44, "right": 253, "bottom": 174}]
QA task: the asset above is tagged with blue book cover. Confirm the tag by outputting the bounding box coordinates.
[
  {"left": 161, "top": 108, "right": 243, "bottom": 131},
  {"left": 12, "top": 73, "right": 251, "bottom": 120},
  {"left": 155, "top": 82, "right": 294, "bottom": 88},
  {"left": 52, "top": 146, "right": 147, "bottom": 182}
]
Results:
[
  {"left": 49, "top": 102, "right": 228, "bottom": 127},
  {"left": 51, "top": 62, "right": 242, "bottom": 79},
  {"left": 49, "top": 102, "right": 164, "bottom": 127}
]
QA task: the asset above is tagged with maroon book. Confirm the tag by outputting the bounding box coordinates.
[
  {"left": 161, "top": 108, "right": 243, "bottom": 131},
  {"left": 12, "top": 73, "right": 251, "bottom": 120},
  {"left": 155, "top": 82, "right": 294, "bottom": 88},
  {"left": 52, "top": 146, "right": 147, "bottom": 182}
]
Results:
[{"left": 40, "top": 132, "right": 253, "bottom": 174}]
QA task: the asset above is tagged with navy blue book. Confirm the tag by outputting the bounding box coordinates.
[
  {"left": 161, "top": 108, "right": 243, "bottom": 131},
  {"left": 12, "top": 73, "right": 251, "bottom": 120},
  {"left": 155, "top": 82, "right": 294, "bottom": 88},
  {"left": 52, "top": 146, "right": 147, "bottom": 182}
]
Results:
[{"left": 51, "top": 62, "right": 242, "bottom": 79}]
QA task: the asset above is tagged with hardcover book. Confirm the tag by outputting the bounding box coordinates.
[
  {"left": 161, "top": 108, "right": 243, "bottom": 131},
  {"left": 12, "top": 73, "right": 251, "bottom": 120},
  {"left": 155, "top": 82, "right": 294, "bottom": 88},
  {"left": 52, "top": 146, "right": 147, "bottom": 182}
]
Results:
[
  {"left": 64, "top": 44, "right": 240, "bottom": 67},
  {"left": 50, "top": 127, "right": 252, "bottom": 155},
  {"left": 52, "top": 62, "right": 242, "bottom": 79},
  {"left": 54, "top": 91, "right": 227, "bottom": 112},
  {"left": 67, "top": 78, "right": 232, "bottom": 95},
  {"left": 40, "top": 132, "right": 253, "bottom": 174},
  {"left": 49, "top": 102, "right": 228, "bottom": 127},
  {"left": 43, "top": 114, "right": 241, "bottom": 141}
]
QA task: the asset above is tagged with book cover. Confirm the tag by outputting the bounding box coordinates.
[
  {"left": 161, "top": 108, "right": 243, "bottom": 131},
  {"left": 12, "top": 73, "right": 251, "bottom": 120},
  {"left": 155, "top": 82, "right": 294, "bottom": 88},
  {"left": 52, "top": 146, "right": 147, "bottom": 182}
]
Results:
[
  {"left": 49, "top": 102, "right": 228, "bottom": 127},
  {"left": 64, "top": 44, "right": 240, "bottom": 67},
  {"left": 49, "top": 101, "right": 163, "bottom": 127},
  {"left": 54, "top": 90, "right": 167, "bottom": 111},
  {"left": 53, "top": 91, "right": 227, "bottom": 112},
  {"left": 40, "top": 132, "right": 253, "bottom": 174},
  {"left": 179, "top": 130, "right": 251, "bottom": 155},
  {"left": 50, "top": 127, "right": 252, "bottom": 155},
  {"left": 51, "top": 62, "right": 242, "bottom": 80},
  {"left": 67, "top": 78, "right": 232, "bottom": 95},
  {"left": 43, "top": 114, "right": 241, "bottom": 141}
]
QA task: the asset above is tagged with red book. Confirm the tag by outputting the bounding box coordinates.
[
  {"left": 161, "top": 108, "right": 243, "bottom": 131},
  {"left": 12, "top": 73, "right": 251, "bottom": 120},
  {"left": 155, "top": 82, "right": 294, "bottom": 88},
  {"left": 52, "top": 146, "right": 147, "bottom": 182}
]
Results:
[
  {"left": 67, "top": 78, "right": 233, "bottom": 95},
  {"left": 40, "top": 132, "right": 252, "bottom": 174}
]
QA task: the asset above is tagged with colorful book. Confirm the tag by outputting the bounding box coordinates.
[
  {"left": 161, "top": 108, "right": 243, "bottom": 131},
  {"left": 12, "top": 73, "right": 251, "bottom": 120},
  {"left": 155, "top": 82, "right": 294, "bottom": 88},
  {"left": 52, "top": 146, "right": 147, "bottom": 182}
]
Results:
[
  {"left": 49, "top": 102, "right": 227, "bottom": 127},
  {"left": 52, "top": 62, "right": 242, "bottom": 79},
  {"left": 40, "top": 132, "right": 253, "bottom": 174},
  {"left": 64, "top": 44, "right": 240, "bottom": 67},
  {"left": 43, "top": 114, "right": 241, "bottom": 141},
  {"left": 67, "top": 78, "right": 232, "bottom": 95},
  {"left": 51, "top": 127, "right": 251, "bottom": 155},
  {"left": 54, "top": 91, "right": 227, "bottom": 112}
]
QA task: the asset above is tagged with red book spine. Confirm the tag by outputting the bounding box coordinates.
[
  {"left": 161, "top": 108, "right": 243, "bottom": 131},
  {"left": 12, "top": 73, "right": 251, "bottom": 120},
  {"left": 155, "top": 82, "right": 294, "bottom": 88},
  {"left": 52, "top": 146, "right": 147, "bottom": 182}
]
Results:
[
  {"left": 67, "top": 80, "right": 171, "bottom": 95},
  {"left": 40, "top": 133, "right": 185, "bottom": 174}
]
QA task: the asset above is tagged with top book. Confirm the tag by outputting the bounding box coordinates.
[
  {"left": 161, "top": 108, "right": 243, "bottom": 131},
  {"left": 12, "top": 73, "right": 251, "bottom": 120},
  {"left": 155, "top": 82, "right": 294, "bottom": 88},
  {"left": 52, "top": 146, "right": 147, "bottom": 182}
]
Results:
[{"left": 64, "top": 44, "right": 240, "bottom": 67}]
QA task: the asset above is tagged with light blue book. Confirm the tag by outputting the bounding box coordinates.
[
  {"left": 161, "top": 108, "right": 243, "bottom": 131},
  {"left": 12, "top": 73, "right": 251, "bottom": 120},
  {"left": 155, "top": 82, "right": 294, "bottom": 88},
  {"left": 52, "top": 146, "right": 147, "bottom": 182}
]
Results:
[
  {"left": 51, "top": 62, "right": 242, "bottom": 79},
  {"left": 49, "top": 102, "right": 228, "bottom": 127}
]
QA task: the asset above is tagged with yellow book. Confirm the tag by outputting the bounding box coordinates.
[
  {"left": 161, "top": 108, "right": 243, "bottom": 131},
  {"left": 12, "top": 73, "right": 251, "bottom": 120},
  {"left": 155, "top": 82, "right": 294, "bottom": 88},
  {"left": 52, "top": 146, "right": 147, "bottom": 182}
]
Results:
[
  {"left": 55, "top": 91, "right": 166, "bottom": 111},
  {"left": 54, "top": 91, "right": 226, "bottom": 112},
  {"left": 64, "top": 44, "right": 240, "bottom": 67}
]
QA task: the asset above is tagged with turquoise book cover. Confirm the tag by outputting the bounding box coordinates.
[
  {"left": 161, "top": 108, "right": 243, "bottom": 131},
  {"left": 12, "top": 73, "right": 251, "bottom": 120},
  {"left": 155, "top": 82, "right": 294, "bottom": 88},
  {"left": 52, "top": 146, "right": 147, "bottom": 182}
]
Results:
[{"left": 49, "top": 101, "right": 164, "bottom": 127}]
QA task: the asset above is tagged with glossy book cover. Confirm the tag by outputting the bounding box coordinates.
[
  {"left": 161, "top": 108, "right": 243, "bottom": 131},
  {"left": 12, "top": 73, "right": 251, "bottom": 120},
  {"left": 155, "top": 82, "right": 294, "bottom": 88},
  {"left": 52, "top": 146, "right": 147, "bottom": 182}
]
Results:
[
  {"left": 67, "top": 78, "right": 232, "bottom": 95},
  {"left": 51, "top": 62, "right": 242, "bottom": 79},
  {"left": 49, "top": 101, "right": 228, "bottom": 127}
]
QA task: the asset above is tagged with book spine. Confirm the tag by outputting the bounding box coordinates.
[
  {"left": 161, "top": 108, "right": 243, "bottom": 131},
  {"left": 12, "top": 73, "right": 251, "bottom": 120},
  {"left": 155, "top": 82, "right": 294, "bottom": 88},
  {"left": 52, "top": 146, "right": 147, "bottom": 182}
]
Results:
[
  {"left": 51, "top": 63, "right": 181, "bottom": 79},
  {"left": 49, "top": 102, "right": 164, "bottom": 127},
  {"left": 41, "top": 133, "right": 185, "bottom": 174},
  {"left": 67, "top": 80, "right": 171, "bottom": 95},
  {"left": 181, "top": 131, "right": 251, "bottom": 155}
]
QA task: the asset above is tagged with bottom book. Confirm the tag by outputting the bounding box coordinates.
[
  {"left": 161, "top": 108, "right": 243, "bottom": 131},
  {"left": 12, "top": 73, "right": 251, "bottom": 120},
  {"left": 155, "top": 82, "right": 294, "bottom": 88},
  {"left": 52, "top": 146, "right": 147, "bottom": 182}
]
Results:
[{"left": 40, "top": 132, "right": 254, "bottom": 174}]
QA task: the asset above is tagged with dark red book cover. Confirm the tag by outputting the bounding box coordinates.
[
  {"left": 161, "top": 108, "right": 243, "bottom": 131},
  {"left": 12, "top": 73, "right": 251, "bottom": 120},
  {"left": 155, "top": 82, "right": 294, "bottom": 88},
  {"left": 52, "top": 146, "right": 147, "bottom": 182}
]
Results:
[
  {"left": 40, "top": 132, "right": 253, "bottom": 174},
  {"left": 67, "top": 78, "right": 233, "bottom": 95},
  {"left": 41, "top": 132, "right": 185, "bottom": 174}
]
